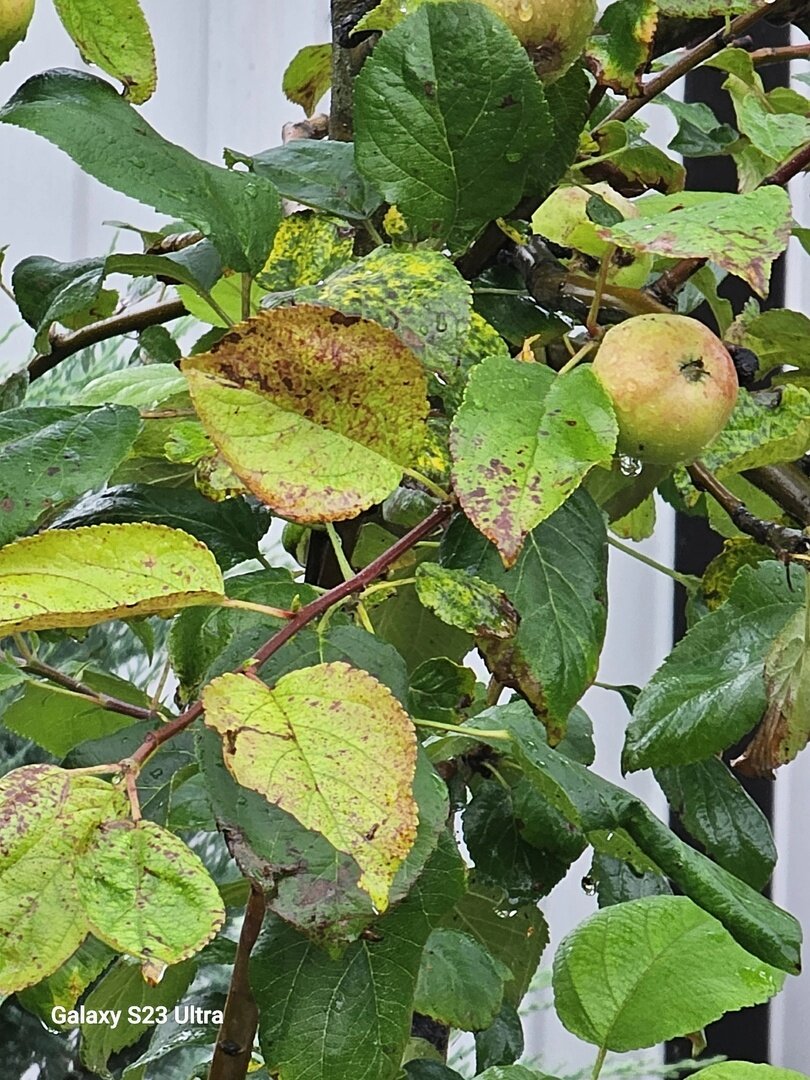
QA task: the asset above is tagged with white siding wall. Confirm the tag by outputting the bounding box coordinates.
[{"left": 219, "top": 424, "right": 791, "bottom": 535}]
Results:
[{"left": 1, "top": 5, "right": 680, "bottom": 1074}]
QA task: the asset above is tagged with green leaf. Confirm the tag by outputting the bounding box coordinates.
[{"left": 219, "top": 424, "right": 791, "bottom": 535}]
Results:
[
  {"left": 301, "top": 247, "right": 472, "bottom": 382},
  {"left": 0, "top": 765, "right": 127, "bottom": 994},
  {"left": 12, "top": 255, "right": 116, "bottom": 349},
  {"left": 451, "top": 360, "right": 616, "bottom": 566},
  {"left": 475, "top": 1003, "right": 524, "bottom": 1071},
  {"left": 442, "top": 491, "right": 608, "bottom": 727},
  {"left": 463, "top": 780, "right": 584, "bottom": 901},
  {"left": 655, "top": 758, "right": 776, "bottom": 890},
  {"left": 241, "top": 140, "right": 382, "bottom": 221},
  {"left": 54, "top": 485, "right": 272, "bottom": 571},
  {"left": 699, "top": 386, "right": 810, "bottom": 476},
  {"left": 78, "top": 956, "right": 196, "bottom": 1074},
  {"left": 52, "top": 0, "right": 156, "bottom": 103},
  {"left": 253, "top": 832, "right": 466, "bottom": 1080},
  {"left": 408, "top": 657, "right": 477, "bottom": 724},
  {"left": 590, "top": 852, "right": 671, "bottom": 907},
  {"left": 168, "top": 568, "right": 320, "bottom": 700},
  {"left": 203, "top": 662, "right": 419, "bottom": 910},
  {"left": 0, "top": 523, "right": 224, "bottom": 635},
  {"left": 415, "top": 563, "right": 517, "bottom": 638},
  {"left": 441, "top": 878, "right": 548, "bottom": 1009},
  {"left": 624, "top": 563, "right": 801, "bottom": 771},
  {"left": 603, "top": 188, "right": 792, "bottom": 297},
  {"left": 2, "top": 671, "right": 149, "bottom": 756},
  {"left": 657, "top": 93, "right": 738, "bottom": 158},
  {"left": 694, "top": 1066, "right": 810, "bottom": 1080},
  {"left": 78, "top": 819, "right": 224, "bottom": 970},
  {"left": 0, "top": 70, "right": 280, "bottom": 273},
  {"left": 77, "top": 364, "right": 188, "bottom": 408},
  {"left": 200, "top": 727, "right": 447, "bottom": 946},
  {"left": 542, "top": 65, "right": 591, "bottom": 191},
  {"left": 552, "top": 895, "right": 784, "bottom": 1052},
  {"left": 282, "top": 43, "right": 331, "bottom": 116},
  {"left": 372, "top": 582, "right": 473, "bottom": 673},
  {"left": 414, "top": 927, "right": 511, "bottom": 1030},
  {"left": 354, "top": 2, "right": 552, "bottom": 250},
  {"left": 0, "top": 404, "right": 140, "bottom": 546},
  {"left": 586, "top": 0, "right": 658, "bottom": 95},
  {"left": 494, "top": 703, "right": 801, "bottom": 972},
  {"left": 182, "top": 305, "right": 428, "bottom": 523},
  {"left": 656, "top": 0, "right": 749, "bottom": 12}
]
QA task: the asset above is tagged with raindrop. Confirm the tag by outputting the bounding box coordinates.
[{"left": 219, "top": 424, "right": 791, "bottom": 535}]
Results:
[
  {"left": 619, "top": 455, "right": 642, "bottom": 477},
  {"left": 517, "top": 0, "right": 534, "bottom": 21},
  {"left": 581, "top": 875, "right": 596, "bottom": 896}
]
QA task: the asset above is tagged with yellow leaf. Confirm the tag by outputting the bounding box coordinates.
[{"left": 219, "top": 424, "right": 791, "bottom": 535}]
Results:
[
  {"left": 203, "top": 662, "right": 419, "bottom": 910},
  {"left": 0, "top": 523, "right": 224, "bottom": 634}
]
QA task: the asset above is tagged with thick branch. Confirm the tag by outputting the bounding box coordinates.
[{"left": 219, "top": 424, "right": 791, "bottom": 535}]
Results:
[
  {"left": 127, "top": 504, "right": 452, "bottom": 769},
  {"left": 28, "top": 298, "right": 187, "bottom": 382},
  {"left": 600, "top": 3, "right": 777, "bottom": 128},
  {"left": 687, "top": 461, "right": 810, "bottom": 558},
  {"left": 208, "top": 886, "right": 266, "bottom": 1080},
  {"left": 744, "top": 463, "right": 810, "bottom": 527}
]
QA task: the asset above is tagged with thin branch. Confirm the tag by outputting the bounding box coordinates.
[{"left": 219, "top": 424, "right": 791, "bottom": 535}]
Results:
[
  {"left": 126, "top": 504, "right": 452, "bottom": 769},
  {"left": 28, "top": 298, "right": 187, "bottom": 382},
  {"left": 19, "top": 657, "right": 159, "bottom": 722},
  {"left": 599, "top": 2, "right": 776, "bottom": 128},
  {"left": 687, "top": 461, "right": 810, "bottom": 559},
  {"left": 749, "top": 43, "right": 810, "bottom": 66},
  {"left": 208, "top": 886, "right": 266, "bottom": 1080}
]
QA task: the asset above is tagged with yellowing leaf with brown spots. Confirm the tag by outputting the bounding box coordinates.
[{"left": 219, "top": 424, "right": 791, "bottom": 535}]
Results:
[
  {"left": 0, "top": 523, "right": 224, "bottom": 635},
  {"left": 77, "top": 819, "right": 225, "bottom": 971},
  {"left": 182, "top": 305, "right": 429, "bottom": 523},
  {"left": 202, "top": 662, "right": 419, "bottom": 910},
  {"left": 0, "top": 765, "right": 127, "bottom": 994}
]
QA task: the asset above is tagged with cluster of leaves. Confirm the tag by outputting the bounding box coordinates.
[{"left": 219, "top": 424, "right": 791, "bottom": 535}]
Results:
[{"left": 0, "top": 0, "right": 810, "bottom": 1079}]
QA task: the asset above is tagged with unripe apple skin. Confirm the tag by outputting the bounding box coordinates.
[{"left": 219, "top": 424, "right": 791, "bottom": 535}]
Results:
[
  {"left": 592, "top": 314, "right": 738, "bottom": 465},
  {"left": 531, "top": 183, "right": 653, "bottom": 288},
  {"left": 0, "top": 0, "right": 35, "bottom": 64},
  {"left": 477, "top": 0, "right": 597, "bottom": 80}
]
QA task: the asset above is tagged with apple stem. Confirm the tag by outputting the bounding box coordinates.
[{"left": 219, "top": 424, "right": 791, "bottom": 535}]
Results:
[
  {"left": 558, "top": 340, "right": 597, "bottom": 376},
  {"left": 586, "top": 246, "right": 614, "bottom": 337}
]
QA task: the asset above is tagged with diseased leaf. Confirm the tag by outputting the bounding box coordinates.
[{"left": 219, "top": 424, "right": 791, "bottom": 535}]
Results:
[
  {"left": 442, "top": 491, "right": 608, "bottom": 730},
  {"left": 656, "top": 0, "right": 749, "bottom": 12},
  {"left": 259, "top": 213, "right": 354, "bottom": 293},
  {"left": 624, "top": 564, "right": 801, "bottom": 771},
  {"left": 731, "top": 308, "right": 810, "bottom": 375},
  {"left": 0, "top": 405, "right": 141, "bottom": 546},
  {"left": 53, "top": 485, "right": 272, "bottom": 571},
  {"left": 586, "top": 0, "right": 658, "bottom": 95},
  {"left": 300, "top": 247, "right": 472, "bottom": 382},
  {"left": 203, "top": 662, "right": 418, "bottom": 910},
  {"left": 601, "top": 188, "right": 792, "bottom": 296},
  {"left": 0, "top": 70, "right": 280, "bottom": 273},
  {"left": 738, "top": 604, "right": 810, "bottom": 776},
  {"left": 182, "top": 305, "right": 428, "bottom": 523},
  {"left": 17, "top": 937, "right": 114, "bottom": 1025},
  {"left": 354, "top": 2, "right": 552, "bottom": 250},
  {"left": 0, "top": 523, "right": 224, "bottom": 635},
  {"left": 699, "top": 386, "right": 810, "bottom": 476},
  {"left": 415, "top": 563, "right": 518, "bottom": 638},
  {"left": 0, "top": 765, "right": 127, "bottom": 994},
  {"left": 414, "top": 927, "right": 511, "bottom": 1031},
  {"left": 52, "top": 0, "right": 156, "bottom": 103},
  {"left": 78, "top": 820, "right": 225, "bottom": 969},
  {"left": 282, "top": 43, "right": 331, "bottom": 116},
  {"left": 552, "top": 895, "right": 784, "bottom": 1052},
  {"left": 253, "top": 833, "right": 466, "bottom": 1080},
  {"left": 451, "top": 360, "right": 616, "bottom": 566},
  {"left": 541, "top": 64, "right": 591, "bottom": 191},
  {"left": 655, "top": 758, "right": 776, "bottom": 890}
]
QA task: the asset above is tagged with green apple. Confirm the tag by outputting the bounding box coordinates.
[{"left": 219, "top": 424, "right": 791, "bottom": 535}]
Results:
[
  {"left": 531, "top": 183, "right": 653, "bottom": 288},
  {"left": 0, "top": 0, "right": 34, "bottom": 64},
  {"left": 478, "top": 0, "right": 596, "bottom": 80},
  {"left": 592, "top": 314, "right": 739, "bottom": 465}
]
